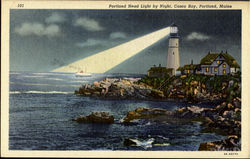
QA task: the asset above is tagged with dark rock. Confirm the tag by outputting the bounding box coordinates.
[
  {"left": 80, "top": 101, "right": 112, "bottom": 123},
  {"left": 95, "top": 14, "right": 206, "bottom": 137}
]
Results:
[
  {"left": 124, "top": 138, "right": 137, "bottom": 146},
  {"left": 227, "top": 103, "right": 234, "bottom": 110},
  {"left": 202, "top": 117, "right": 214, "bottom": 127},
  {"left": 75, "top": 112, "right": 114, "bottom": 124},
  {"left": 149, "top": 89, "right": 165, "bottom": 99},
  {"left": 233, "top": 97, "right": 241, "bottom": 108},
  {"left": 215, "top": 102, "right": 227, "bottom": 115},
  {"left": 175, "top": 106, "right": 205, "bottom": 118},
  {"left": 123, "top": 107, "right": 171, "bottom": 123},
  {"left": 201, "top": 108, "right": 216, "bottom": 118},
  {"left": 198, "top": 142, "right": 218, "bottom": 151},
  {"left": 198, "top": 135, "right": 240, "bottom": 151},
  {"left": 222, "top": 110, "right": 235, "bottom": 119}
]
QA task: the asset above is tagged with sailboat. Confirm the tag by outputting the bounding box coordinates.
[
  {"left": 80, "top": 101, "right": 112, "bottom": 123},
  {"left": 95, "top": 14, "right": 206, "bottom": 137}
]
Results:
[{"left": 75, "top": 68, "right": 92, "bottom": 77}]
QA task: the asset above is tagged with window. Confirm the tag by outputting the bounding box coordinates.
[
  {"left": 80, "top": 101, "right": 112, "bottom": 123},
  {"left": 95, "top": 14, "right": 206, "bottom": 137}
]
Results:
[
  {"left": 217, "top": 60, "right": 220, "bottom": 64},
  {"left": 223, "top": 69, "right": 226, "bottom": 74},
  {"left": 206, "top": 67, "right": 209, "bottom": 72},
  {"left": 214, "top": 67, "right": 217, "bottom": 72},
  {"left": 223, "top": 64, "right": 226, "bottom": 68}
]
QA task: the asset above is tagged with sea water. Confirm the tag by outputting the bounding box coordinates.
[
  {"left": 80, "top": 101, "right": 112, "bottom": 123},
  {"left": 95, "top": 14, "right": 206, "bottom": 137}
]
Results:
[{"left": 9, "top": 72, "right": 225, "bottom": 150}]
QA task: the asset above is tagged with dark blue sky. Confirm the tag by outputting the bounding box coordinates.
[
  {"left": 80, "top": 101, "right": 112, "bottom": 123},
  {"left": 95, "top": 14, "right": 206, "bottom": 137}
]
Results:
[{"left": 10, "top": 9, "right": 241, "bottom": 73}]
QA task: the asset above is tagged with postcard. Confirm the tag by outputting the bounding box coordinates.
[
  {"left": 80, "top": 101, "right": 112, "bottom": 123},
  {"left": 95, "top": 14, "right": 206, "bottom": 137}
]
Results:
[{"left": 1, "top": 0, "right": 250, "bottom": 158}]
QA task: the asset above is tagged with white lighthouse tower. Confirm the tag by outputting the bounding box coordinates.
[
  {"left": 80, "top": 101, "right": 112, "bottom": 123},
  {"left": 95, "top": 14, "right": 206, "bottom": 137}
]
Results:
[{"left": 167, "top": 23, "right": 180, "bottom": 75}]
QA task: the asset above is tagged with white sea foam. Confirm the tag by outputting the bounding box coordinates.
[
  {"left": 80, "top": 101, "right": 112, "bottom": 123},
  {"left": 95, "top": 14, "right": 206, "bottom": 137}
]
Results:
[
  {"left": 9, "top": 91, "right": 22, "bottom": 94},
  {"left": 129, "top": 138, "right": 155, "bottom": 149},
  {"left": 118, "top": 118, "right": 124, "bottom": 123},
  {"left": 153, "top": 143, "right": 170, "bottom": 146},
  {"left": 145, "top": 122, "right": 151, "bottom": 125},
  {"left": 43, "top": 78, "right": 64, "bottom": 81},
  {"left": 157, "top": 135, "right": 169, "bottom": 140}
]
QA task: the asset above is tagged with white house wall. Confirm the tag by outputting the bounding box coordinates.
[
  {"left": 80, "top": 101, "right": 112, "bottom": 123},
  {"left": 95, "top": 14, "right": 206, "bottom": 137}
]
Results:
[
  {"left": 200, "top": 65, "right": 210, "bottom": 74},
  {"left": 167, "top": 37, "right": 180, "bottom": 74},
  {"left": 218, "top": 61, "right": 230, "bottom": 75},
  {"left": 230, "top": 67, "right": 240, "bottom": 73}
]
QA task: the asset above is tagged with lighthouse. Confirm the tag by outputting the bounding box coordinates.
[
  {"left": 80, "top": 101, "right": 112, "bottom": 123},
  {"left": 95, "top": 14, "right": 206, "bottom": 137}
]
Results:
[{"left": 167, "top": 23, "right": 180, "bottom": 75}]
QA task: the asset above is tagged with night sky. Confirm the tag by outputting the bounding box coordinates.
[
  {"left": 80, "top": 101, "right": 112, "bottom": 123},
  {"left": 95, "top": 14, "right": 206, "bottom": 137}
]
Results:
[{"left": 10, "top": 9, "right": 241, "bottom": 74}]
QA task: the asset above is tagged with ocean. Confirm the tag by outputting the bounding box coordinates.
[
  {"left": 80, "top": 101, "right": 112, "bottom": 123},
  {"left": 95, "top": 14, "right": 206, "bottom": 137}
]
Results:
[{"left": 9, "top": 72, "right": 225, "bottom": 150}]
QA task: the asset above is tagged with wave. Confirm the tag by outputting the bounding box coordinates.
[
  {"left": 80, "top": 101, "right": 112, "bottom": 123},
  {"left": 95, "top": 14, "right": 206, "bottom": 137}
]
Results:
[
  {"left": 153, "top": 143, "right": 170, "bottom": 146},
  {"left": 33, "top": 73, "right": 56, "bottom": 75},
  {"left": 10, "top": 82, "right": 51, "bottom": 86},
  {"left": 10, "top": 91, "right": 22, "bottom": 94},
  {"left": 70, "top": 80, "right": 88, "bottom": 83},
  {"left": 10, "top": 72, "right": 20, "bottom": 75},
  {"left": 10, "top": 91, "right": 73, "bottom": 94},
  {"left": 43, "top": 78, "right": 64, "bottom": 81},
  {"left": 10, "top": 82, "right": 81, "bottom": 87},
  {"left": 157, "top": 135, "right": 169, "bottom": 140},
  {"left": 145, "top": 122, "right": 151, "bottom": 125},
  {"left": 23, "top": 75, "right": 45, "bottom": 78},
  {"left": 129, "top": 138, "right": 155, "bottom": 149}
]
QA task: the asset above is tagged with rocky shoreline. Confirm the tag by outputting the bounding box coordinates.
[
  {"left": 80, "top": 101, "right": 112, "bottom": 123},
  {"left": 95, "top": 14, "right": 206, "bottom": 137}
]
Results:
[
  {"left": 75, "top": 77, "right": 225, "bottom": 103},
  {"left": 73, "top": 97, "right": 241, "bottom": 151},
  {"left": 74, "top": 75, "right": 241, "bottom": 150},
  {"left": 75, "top": 77, "right": 163, "bottom": 100}
]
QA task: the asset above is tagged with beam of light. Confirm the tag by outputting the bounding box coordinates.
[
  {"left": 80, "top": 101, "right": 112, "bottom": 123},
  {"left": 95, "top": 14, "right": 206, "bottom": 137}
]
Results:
[{"left": 52, "top": 26, "right": 170, "bottom": 73}]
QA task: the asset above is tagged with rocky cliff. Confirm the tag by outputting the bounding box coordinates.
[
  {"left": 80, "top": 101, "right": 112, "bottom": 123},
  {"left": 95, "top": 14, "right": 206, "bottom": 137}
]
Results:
[
  {"left": 75, "top": 74, "right": 241, "bottom": 103},
  {"left": 75, "top": 77, "right": 165, "bottom": 100}
]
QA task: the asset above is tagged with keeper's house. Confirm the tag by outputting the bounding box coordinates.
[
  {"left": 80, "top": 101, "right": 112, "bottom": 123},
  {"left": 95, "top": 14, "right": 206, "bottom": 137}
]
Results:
[{"left": 178, "top": 51, "right": 240, "bottom": 76}]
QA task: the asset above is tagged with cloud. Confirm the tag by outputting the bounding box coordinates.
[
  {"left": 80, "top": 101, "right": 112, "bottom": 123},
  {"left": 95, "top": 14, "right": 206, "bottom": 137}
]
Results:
[
  {"left": 45, "top": 13, "right": 66, "bottom": 23},
  {"left": 76, "top": 32, "right": 128, "bottom": 48},
  {"left": 75, "top": 38, "right": 105, "bottom": 48},
  {"left": 110, "top": 32, "right": 127, "bottom": 39},
  {"left": 44, "top": 25, "right": 61, "bottom": 36},
  {"left": 14, "top": 22, "right": 61, "bottom": 37},
  {"left": 74, "top": 17, "right": 104, "bottom": 31},
  {"left": 186, "top": 32, "right": 211, "bottom": 41}
]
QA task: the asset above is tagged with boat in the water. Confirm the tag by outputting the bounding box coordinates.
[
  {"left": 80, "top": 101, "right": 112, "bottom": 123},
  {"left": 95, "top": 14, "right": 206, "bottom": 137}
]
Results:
[{"left": 75, "top": 70, "right": 92, "bottom": 77}]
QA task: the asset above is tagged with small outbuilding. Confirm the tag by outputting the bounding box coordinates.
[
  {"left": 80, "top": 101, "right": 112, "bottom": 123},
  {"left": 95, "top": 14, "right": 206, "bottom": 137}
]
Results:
[{"left": 147, "top": 64, "right": 174, "bottom": 77}]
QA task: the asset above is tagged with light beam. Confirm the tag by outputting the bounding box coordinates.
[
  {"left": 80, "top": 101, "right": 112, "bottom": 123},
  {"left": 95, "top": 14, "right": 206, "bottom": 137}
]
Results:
[{"left": 52, "top": 26, "right": 170, "bottom": 73}]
